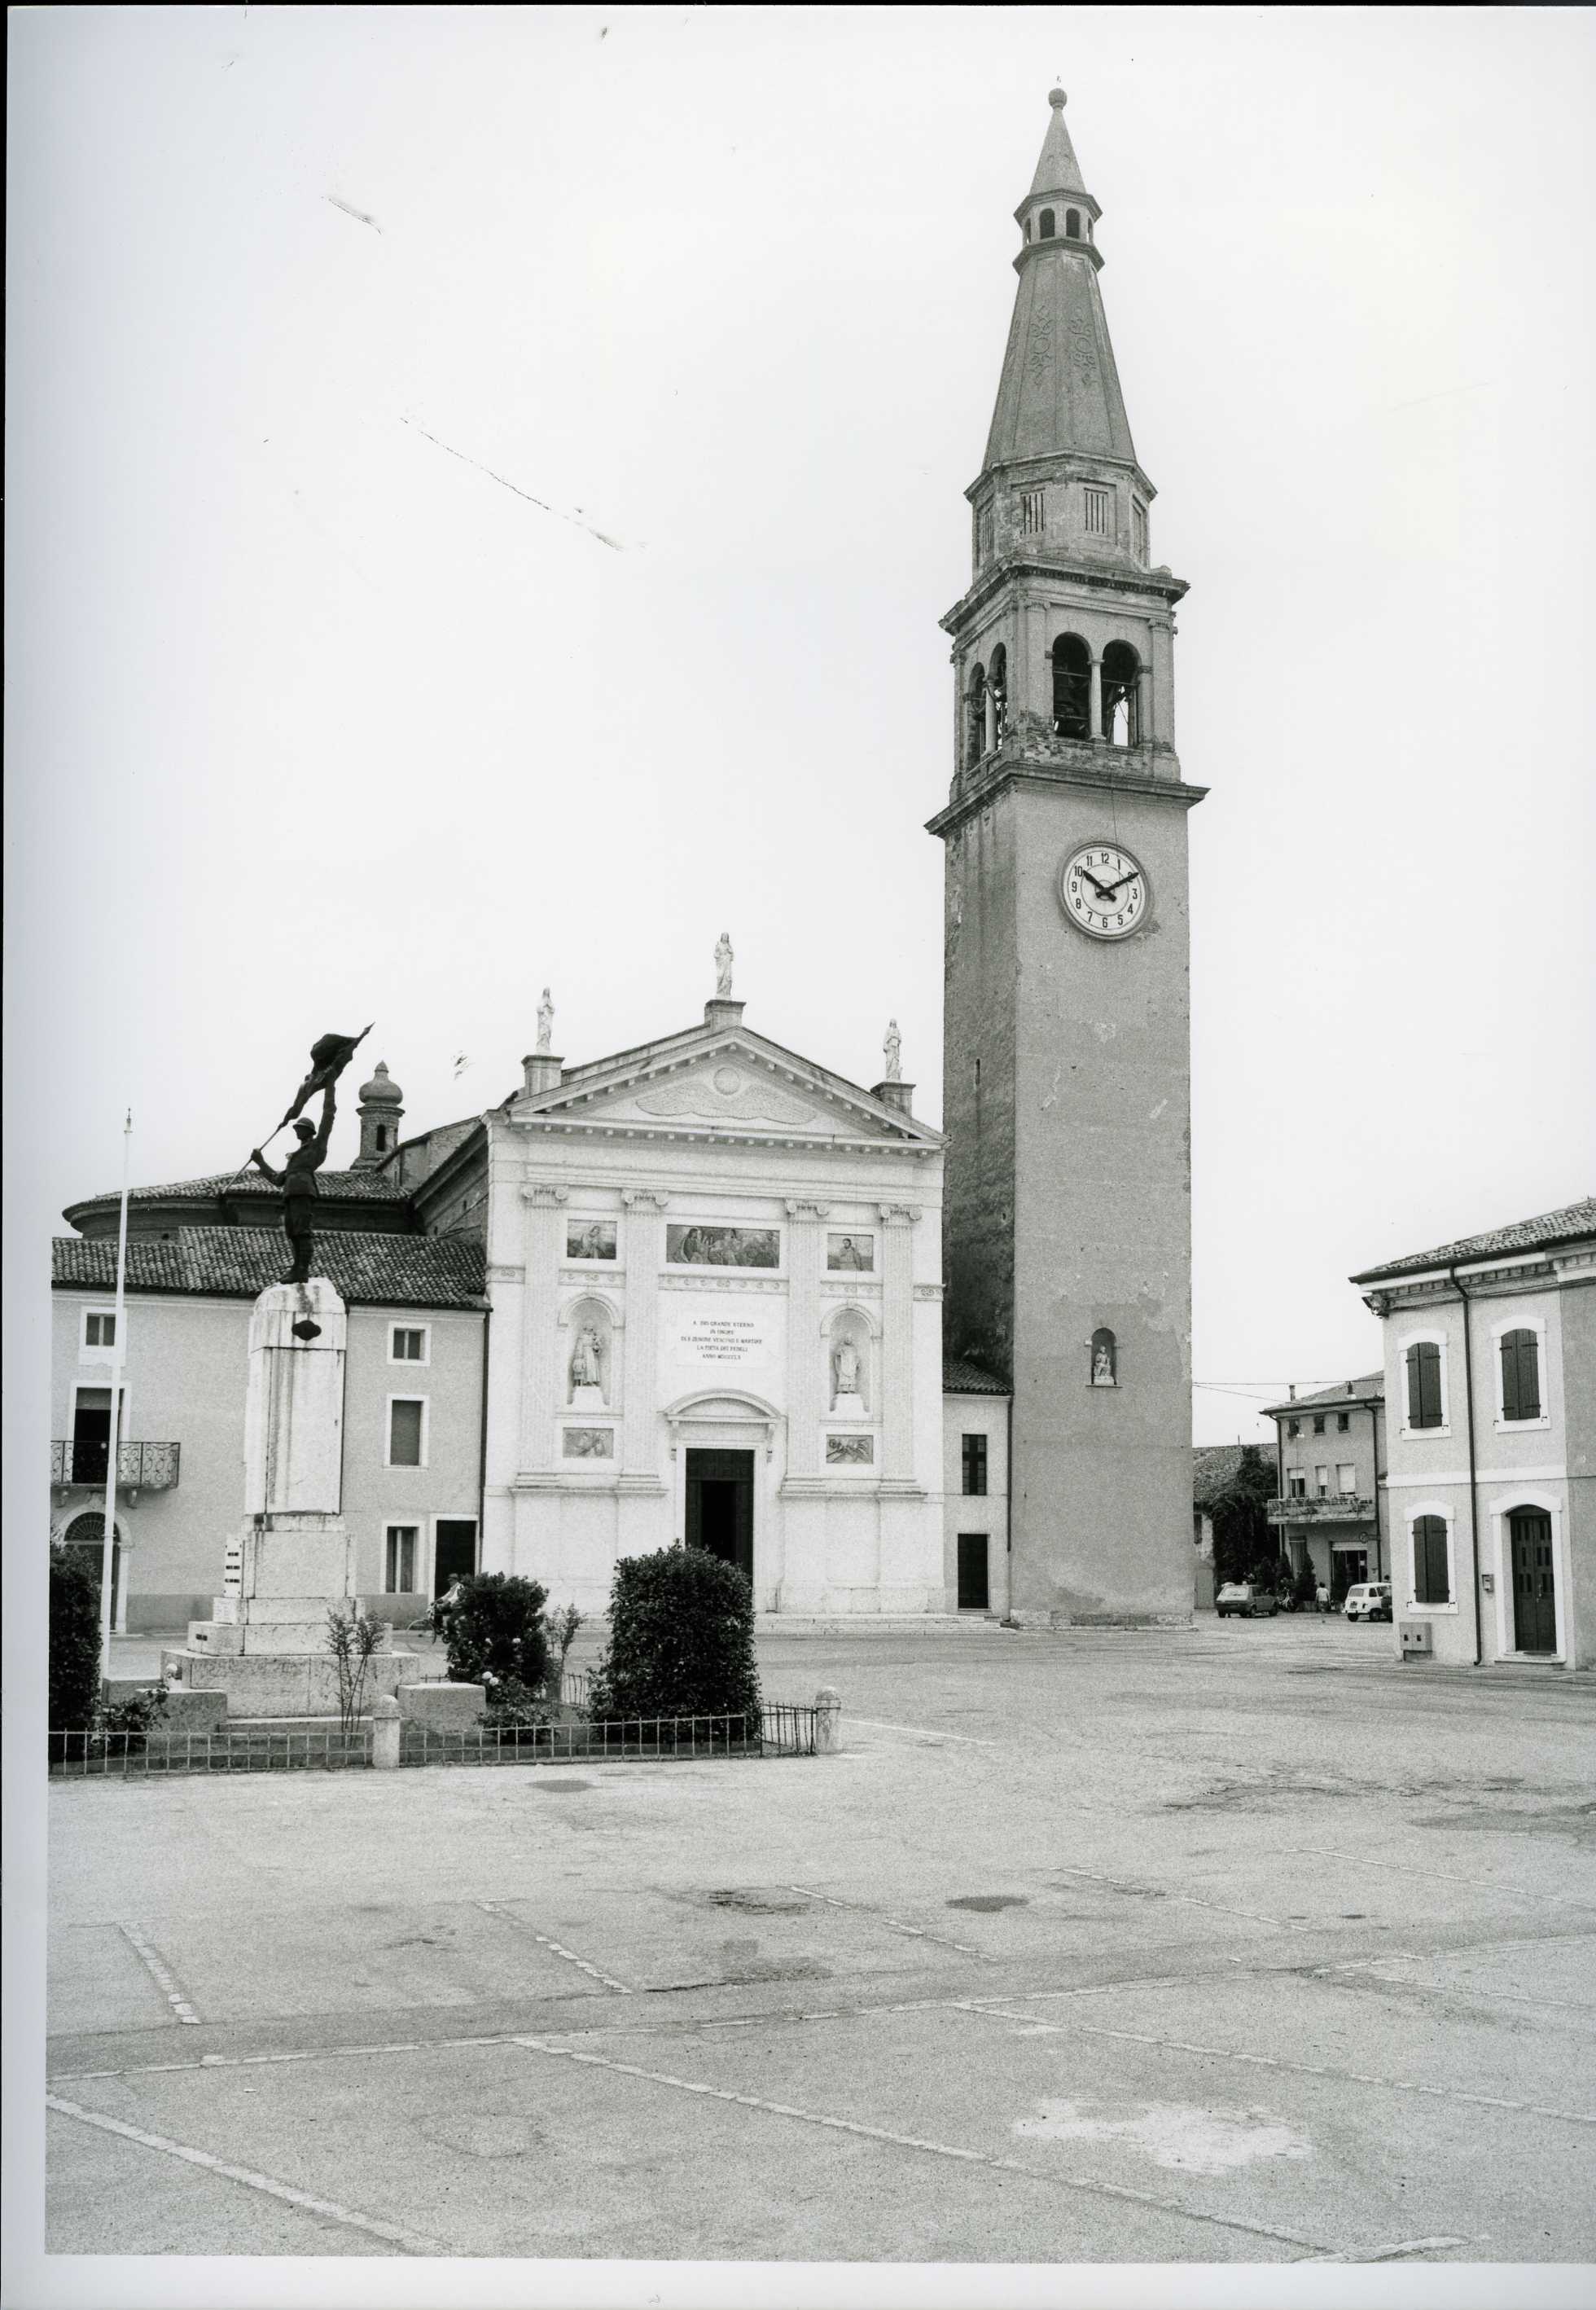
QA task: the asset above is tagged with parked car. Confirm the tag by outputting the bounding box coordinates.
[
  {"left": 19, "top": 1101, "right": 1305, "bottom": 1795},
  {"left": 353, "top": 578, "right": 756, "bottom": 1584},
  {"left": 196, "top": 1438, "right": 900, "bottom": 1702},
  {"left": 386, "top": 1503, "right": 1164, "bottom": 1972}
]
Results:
[
  {"left": 1344, "top": 1581, "right": 1393, "bottom": 1623},
  {"left": 1215, "top": 1583, "right": 1280, "bottom": 1618}
]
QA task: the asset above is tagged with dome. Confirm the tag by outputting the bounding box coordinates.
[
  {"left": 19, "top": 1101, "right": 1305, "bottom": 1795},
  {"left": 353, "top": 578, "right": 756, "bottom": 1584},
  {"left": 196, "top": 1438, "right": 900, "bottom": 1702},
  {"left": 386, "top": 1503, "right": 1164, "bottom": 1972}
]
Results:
[{"left": 358, "top": 1061, "right": 403, "bottom": 1107}]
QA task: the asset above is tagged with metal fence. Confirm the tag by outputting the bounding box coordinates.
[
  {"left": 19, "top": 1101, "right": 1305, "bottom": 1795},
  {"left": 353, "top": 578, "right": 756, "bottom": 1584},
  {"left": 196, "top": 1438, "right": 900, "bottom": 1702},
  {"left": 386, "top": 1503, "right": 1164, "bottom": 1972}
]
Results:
[{"left": 49, "top": 1702, "right": 818, "bottom": 1781}]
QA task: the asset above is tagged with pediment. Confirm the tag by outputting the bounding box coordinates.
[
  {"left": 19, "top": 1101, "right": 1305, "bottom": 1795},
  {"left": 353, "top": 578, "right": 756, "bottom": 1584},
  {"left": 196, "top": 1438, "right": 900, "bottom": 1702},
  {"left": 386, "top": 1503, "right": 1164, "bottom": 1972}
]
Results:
[{"left": 512, "top": 1030, "right": 937, "bottom": 1147}]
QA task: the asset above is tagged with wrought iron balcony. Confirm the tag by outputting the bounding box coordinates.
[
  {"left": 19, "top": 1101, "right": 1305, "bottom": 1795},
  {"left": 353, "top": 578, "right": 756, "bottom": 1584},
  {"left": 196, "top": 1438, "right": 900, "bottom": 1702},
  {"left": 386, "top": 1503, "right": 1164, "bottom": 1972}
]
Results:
[
  {"left": 51, "top": 1441, "right": 181, "bottom": 1492},
  {"left": 1268, "top": 1494, "right": 1371, "bottom": 1525}
]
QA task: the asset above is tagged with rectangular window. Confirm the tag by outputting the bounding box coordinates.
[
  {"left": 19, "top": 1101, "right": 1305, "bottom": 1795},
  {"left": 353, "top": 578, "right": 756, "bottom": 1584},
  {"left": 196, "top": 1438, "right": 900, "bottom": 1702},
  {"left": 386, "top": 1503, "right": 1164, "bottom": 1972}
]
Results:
[
  {"left": 1312, "top": 1415, "right": 1326, "bottom": 1434},
  {"left": 1412, "top": 1515, "right": 1451, "bottom": 1605},
  {"left": 1287, "top": 1418, "right": 1300, "bottom": 1438},
  {"left": 1083, "top": 486, "right": 1110, "bottom": 536},
  {"left": 390, "top": 1325, "right": 428, "bottom": 1364},
  {"left": 1337, "top": 1464, "right": 1357, "bottom": 1495},
  {"left": 1019, "top": 488, "right": 1045, "bottom": 536},
  {"left": 83, "top": 1311, "right": 117, "bottom": 1349},
  {"left": 1336, "top": 1412, "right": 1350, "bottom": 1432},
  {"left": 1287, "top": 1471, "right": 1307, "bottom": 1499},
  {"left": 384, "top": 1525, "right": 419, "bottom": 1592},
  {"left": 1405, "top": 1342, "right": 1444, "bottom": 1429},
  {"left": 1314, "top": 1465, "right": 1329, "bottom": 1497},
  {"left": 1130, "top": 500, "right": 1148, "bottom": 563},
  {"left": 961, "top": 1434, "right": 989, "bottom": 1496},
  {"left": 957, "top": 1534, "right": 990, "bottom": 1611},
  {"left": 1499, "top": 1328, "right": 1542, "bottom": 1421},
  {"left": 388, "top": 1398, "right": 425, "bottom": 1468}
]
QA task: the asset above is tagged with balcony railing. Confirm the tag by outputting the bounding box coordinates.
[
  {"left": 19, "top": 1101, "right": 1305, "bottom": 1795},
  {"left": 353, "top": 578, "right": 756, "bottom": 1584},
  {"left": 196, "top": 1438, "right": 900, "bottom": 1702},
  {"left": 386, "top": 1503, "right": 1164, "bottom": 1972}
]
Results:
[
  {"left": 51, "top": 1441, "right": 182, "bottom": 1491},
  {"left": 1268, "top": 1494, "right": 1371, "bottom": 1525}
]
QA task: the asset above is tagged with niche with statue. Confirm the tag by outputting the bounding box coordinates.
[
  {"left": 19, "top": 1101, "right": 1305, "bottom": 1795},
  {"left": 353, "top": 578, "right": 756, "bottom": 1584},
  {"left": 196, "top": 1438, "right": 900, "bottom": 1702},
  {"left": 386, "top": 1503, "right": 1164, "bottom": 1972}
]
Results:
[
  {"left": 826, "top": 1309, "right": 874, "bottom": 1416},
  {"left": 564, "top": 1298, "right": 616, "bottom": 1410}
]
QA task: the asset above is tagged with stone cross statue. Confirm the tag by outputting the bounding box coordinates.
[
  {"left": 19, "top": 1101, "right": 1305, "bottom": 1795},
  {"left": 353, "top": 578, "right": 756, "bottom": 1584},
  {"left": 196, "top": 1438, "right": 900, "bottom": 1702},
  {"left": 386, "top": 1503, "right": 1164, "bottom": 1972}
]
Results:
[
  {"left": 536, "top": 988, "right": 555, "bottom": 1054},
  {"left": 571, "top": 1325, "right": 603, "bottom": 1393},
  {"left": 883, "top": 1020, "right": 901, "bottom": 1083},
  {"left": 714, "top": 933, "right": 734, "bottom": 999}
]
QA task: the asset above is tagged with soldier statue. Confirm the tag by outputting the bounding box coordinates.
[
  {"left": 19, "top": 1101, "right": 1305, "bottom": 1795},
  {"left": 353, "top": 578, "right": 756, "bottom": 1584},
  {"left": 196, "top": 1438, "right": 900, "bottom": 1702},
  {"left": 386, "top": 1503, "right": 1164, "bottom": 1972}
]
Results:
[{"left": 251, "top": 1083, "right": 337, "bottom": 1285}]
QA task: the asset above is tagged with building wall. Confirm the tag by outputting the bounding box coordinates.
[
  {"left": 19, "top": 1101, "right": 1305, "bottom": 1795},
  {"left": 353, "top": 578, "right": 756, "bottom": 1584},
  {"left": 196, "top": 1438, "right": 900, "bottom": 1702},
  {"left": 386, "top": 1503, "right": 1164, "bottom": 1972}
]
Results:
[
  {"left": 50, "top": 1289, "right": 484, "bottom": 1630},
  {"left": 1007, "top": 775, "right": 1194, "bottom": 1623},
  {"left": 943, "top": 1394, "right": 1010, "bottom": 1615},
  {"left": 482, "top": 1121, "right": 947, "bottom": 1617},
  {"left": 1379, "top": 1276, "right": 1586, "bottom": 1667},
  {"left": 1274, "top": 1397, "right": 1385, "bottom": 1593}
]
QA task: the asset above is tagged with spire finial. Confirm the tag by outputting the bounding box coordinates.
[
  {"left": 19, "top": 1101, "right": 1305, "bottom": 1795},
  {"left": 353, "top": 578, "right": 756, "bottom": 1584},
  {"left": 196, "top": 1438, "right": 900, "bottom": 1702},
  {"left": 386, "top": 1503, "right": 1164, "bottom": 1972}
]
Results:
[{"left": 1049, "top": 86, "right": 1066, "bottom": 109}]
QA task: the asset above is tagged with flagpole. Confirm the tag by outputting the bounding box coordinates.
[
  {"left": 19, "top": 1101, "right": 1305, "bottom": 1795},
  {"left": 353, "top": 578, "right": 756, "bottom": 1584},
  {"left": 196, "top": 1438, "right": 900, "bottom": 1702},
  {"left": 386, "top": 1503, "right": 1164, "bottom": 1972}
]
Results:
[{"left": 99, "top": 1109, "right": 133, "bottom": 1691}]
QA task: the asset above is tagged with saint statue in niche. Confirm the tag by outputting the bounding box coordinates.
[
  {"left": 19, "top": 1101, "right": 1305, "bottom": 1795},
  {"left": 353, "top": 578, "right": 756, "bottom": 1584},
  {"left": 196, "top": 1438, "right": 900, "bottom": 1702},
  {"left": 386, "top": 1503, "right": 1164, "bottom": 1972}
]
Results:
[
  {"left": 714, "top": 932, "right": 734, "bottom": 998},
  {"left": 1091, "top": 1329, "right": 1117, "bottom": 1387},
  {"left": 571, "top": 1325, "right": 604, "bottom": 1395},
  {"left": 832, "top": 1337, "right": 862, "bottom": 1405}
]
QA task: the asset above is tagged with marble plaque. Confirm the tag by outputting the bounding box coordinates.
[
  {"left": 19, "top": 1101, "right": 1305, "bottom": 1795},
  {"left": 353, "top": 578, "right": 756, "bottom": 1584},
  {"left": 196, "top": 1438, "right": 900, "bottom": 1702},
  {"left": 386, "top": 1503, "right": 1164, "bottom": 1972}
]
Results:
[
  {"left": 665, "top": 1304, "right": 779, "bottom": 1372},
  {"left": 826, "top": 1434, "right": 875, "bottom": 1466}
]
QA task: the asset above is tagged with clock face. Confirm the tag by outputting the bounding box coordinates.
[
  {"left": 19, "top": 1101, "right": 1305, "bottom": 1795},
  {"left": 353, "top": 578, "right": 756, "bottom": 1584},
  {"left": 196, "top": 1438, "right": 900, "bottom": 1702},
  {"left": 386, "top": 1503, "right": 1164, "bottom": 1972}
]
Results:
[{"left": 1059, "top": 843, "right": 1150, "bottom": 939}]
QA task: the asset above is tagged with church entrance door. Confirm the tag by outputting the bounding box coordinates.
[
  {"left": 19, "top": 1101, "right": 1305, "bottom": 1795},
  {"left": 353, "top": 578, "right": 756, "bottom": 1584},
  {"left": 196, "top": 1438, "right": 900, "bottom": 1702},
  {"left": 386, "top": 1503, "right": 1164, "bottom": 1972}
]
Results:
[{"left": 686, "top": 1449, "right": 754, "bottom": 1583}]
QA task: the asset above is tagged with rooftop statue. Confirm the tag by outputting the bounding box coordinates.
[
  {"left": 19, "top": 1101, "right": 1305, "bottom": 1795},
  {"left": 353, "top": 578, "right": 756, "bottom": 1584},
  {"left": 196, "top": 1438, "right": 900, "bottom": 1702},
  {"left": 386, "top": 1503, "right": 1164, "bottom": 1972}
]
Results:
[{"left": 246, "top": 1026, "right": 370, "bottom": 1287}]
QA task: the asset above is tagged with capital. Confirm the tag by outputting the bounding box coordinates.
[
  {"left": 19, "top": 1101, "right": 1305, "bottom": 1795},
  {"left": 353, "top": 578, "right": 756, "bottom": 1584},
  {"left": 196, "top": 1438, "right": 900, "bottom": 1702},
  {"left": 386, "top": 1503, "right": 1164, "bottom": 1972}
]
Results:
[
  {"left": 621, "top": 1189, "right": 670, "bottom": 1213},
  {"left": 877, "top": 1202, "right": 922, "bottom": 1227},
  {"left": 783, "top": 1199, "right": 831, "bottom": 1221},
  {"left": 520, "top": 1184, "right": 569, "bottom": 1208}
]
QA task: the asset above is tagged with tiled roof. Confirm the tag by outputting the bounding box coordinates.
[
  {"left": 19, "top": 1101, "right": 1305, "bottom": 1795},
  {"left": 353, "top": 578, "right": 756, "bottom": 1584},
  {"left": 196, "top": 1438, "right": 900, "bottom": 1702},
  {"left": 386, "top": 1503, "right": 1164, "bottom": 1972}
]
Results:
[
  {"left": 1262, "top": 1372, "right": 1384, "bottom": 1419},
  {"left": 70, "top": 1168, "right": 410, "bottom": 1211},
  {"left": 944, "top": 1356, "right": 1010, "bottom": 1395},
  {"left": 53, "top": 1227, "right": 485, "bottom": 1310},
  {"left": 1351, "top": 1197, "right": 1596, "bottom": 1285},
  {"left": 1192, "top": 1442, "right": 1271, "bottom": 1508}
]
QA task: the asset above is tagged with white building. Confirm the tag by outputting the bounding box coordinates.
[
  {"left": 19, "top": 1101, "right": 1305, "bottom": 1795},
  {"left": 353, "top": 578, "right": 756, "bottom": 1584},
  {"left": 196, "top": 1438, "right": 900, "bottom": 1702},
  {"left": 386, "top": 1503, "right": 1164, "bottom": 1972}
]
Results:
[
  {"left": 1353, "top": 1196, "right": 1596, "bottom": 1670},
  {"left": 413, "top": 996, "right": 952, "bottom": 1617}
]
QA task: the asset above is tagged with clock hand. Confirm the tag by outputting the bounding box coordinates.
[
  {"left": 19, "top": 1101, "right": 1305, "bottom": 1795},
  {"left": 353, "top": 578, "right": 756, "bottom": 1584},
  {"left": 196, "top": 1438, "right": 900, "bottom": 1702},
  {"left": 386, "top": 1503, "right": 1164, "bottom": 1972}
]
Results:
[
  {"left": 1083, "top": 872, "right": 1116, "bottom": 900},
  {"left": 1100, "top": 873, "right": 1138, "bottom": 898}
]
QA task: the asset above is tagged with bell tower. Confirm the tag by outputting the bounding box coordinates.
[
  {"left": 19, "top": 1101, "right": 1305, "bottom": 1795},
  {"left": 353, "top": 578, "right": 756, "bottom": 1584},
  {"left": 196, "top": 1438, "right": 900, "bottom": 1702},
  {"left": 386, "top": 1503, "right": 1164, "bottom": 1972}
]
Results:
[{"left": 929, "top": 90, "right": 1204, "bottom": 1626}]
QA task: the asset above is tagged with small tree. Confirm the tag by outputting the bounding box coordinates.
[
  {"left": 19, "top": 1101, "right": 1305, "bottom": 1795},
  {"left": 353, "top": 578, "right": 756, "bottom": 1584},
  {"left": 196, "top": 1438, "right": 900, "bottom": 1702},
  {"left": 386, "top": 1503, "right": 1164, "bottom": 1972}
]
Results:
[
  {"left": 590, "top": 1548, "right": 761, "bottom": 1727},
  {"left": 1210, "top": 1446, "right": 1281, "bottom": 1590},
  {"left": 50, "top": 1545, "right": 103, "bottom": 1742},
  {"left": 546, "top": 1602, "right": 584, "bottom": 1699},
  {"left": 326, "top": 1605, "right": 389, "bottom": 1737},
  {"left": 431, "top": 1572, "right": 550, "bottom": 1700}
]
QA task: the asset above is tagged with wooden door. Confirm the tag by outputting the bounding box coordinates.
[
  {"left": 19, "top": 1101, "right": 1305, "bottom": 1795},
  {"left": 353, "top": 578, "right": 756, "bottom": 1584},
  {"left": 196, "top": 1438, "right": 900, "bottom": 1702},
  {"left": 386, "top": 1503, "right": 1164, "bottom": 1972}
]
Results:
[
  {"left": 432, "top": 1519, "right": 478, "bottom": 1597},
  {"left": 957, "top": 1533, "right": 989, "bottom": 1610},
  {"left": 685, "top": 1450, "right": 754, "bottom": 1583},
  {"left": 1510, "top": 1510, "right": 1556, "bottom": 1653}
]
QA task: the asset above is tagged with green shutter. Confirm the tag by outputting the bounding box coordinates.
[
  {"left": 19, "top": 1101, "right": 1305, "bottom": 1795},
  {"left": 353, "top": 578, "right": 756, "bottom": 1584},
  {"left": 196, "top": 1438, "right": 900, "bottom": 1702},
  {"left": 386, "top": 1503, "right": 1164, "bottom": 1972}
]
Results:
[
  {"left": 1502, "top": 1328, "right": 1540, "bottom": 1421},
  {"left": 1413, "top": 1515, "right": 1450, "bottom": 1604},
  {"left": 1407, "top": 1342, "right": 1442, "bottom": 1429}
]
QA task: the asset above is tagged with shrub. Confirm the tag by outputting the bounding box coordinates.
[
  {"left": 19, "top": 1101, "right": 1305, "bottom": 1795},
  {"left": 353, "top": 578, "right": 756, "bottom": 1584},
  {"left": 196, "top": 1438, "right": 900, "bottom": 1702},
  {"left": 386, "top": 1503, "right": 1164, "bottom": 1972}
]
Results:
[
  {"left": 1290, "top": 1561, "right": 1319, "bottom": 1611},
  {"left": 326, "top": 1605, "right": 390, "bottom": 1736},
  {"left": 590, "top": 1547, "right": 761, "bottom": 1726},
  {"left": 101, "top": 1683, "right": 169, "bottom": 1754},
  {"left": 432, "top": 1572, "right": 550, "bottom": 1697},
  {"left": 50, "top": 1545, "right": 103, "bottom": 1737}
]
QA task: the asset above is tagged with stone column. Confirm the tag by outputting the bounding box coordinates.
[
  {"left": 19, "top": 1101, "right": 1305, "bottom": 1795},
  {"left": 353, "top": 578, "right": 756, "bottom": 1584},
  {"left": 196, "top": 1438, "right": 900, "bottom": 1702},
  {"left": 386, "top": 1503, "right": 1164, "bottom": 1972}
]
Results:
[
  {"left": 519, "top": 1184, "right": 568, "bottom": 1470},
  {"left": 878, "top": 1203, "right": 920, "bottom": 1487},
  {"left": 1088, "top": 652, "right": 1103, "bottom": 741},
  {"left": 620, "top": 1190, "right": 668, "bottom": 1483},
  {"left": 783, "top": 1200, "right": 829, "bottom": 1482},
  {"left": 1136, "top": 664, "right": 1153, "bottom": 750}
]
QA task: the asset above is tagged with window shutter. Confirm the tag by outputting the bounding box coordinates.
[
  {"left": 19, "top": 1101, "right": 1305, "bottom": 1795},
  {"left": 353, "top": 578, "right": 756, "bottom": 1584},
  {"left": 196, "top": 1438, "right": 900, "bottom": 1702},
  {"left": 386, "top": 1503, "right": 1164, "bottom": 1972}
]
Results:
[
  {"left": 1408, "top": 1342, "right": 1442, "bottom": 1429},
  {"left": 1413, "top": 1515, "right": 1450, "bottom": 1604},
  {"left": 1502, "top": 1328, "right": 1540, "bottom": 1421}
]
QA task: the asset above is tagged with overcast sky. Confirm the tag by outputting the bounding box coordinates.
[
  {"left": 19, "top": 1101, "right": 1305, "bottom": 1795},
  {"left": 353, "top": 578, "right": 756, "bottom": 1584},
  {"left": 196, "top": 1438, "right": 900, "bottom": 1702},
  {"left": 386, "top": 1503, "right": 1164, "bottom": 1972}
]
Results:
[{"left": 7, "top": 6, "right": 1594, "bottom": 1444}]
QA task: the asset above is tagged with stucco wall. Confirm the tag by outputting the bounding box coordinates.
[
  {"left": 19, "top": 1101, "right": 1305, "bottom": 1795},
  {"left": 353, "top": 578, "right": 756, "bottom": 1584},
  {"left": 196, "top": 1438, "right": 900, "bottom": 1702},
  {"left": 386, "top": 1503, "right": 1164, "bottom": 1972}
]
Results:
[{"left": 943, "top": 1394, "right": 1010, "bottom": 1615}]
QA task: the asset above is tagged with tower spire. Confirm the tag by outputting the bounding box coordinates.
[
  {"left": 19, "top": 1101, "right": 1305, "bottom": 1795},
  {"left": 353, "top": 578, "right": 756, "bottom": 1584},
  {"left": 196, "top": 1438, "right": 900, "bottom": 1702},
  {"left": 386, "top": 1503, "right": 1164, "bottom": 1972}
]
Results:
[{"left": 982, "top": 87, "right": 1136, "bottom": 476}]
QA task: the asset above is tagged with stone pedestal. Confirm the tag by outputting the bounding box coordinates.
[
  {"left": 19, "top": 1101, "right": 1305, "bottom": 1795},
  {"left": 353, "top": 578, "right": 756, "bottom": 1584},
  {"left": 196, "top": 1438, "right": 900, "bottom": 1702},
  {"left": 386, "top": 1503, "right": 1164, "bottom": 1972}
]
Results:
[{"left": 170, "top": 1279, "right": 422, "bottom": 1716}]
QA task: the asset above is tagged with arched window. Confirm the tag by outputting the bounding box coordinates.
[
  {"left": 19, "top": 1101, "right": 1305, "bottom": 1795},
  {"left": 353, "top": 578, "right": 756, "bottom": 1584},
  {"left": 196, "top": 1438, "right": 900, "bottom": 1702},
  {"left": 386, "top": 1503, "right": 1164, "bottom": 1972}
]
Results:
[
  {"left": 375, "top": 1124, "right": 388, "bottom": 1153},
  {"left": 1039, "top": 209, "right": 1055, "bottom": 239},
  {"left": 967, "top": 662, "right": 988, "bottom": 766},
  {"left": 1090, "top": 1328, "right": 1117, "bottom": 1387},
  {"left": 1499, "top": 1328, "right": 1541, "bottom": 1422},
  {"left": 988, "top": 643, "right": 1008, "bottom": 740},
  {"left": 1051, "top": 634, "right": 1091, "bottom": 738},
  {"left": 1065, "top": 209, "right": 1081, "bottom": 238},
  {"left": 1101, "top": 641, "right": 1141, "bottom": 747}
]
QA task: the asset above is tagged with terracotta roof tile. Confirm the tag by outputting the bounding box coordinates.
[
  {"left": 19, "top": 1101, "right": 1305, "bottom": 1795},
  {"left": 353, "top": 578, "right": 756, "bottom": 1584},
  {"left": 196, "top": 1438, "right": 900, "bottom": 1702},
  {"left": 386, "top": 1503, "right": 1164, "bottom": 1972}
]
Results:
[
  {"left": 52, "top": 1227, "right": 484, "bottom": 1310},
  {"left": 943, "top": 1356, "right": 1010, "bottom": 1395},
  {"left": 1352, "top": 1197, "right": 1596, "bottom": 1284}
]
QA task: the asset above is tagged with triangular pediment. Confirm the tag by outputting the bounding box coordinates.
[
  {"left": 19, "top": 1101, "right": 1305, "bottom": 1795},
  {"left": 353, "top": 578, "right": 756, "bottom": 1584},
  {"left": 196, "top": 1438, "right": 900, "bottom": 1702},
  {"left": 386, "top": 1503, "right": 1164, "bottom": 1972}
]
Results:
[{"left": 508, "top": 1025, "right": 939, "bottom": 1148}]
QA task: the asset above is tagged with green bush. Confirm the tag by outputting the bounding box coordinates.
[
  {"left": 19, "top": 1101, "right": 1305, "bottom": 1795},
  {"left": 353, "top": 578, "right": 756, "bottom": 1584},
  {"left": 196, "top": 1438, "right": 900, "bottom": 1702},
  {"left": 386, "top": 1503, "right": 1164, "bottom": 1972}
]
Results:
[
  {"left": 101, "top": 1683, "right": 169, "bottom": 1753},
  {"left": 432, "top": 1572, "right": 550, "bottom": 1698},
  {"left": 590, "top": 1547, "right": 761, "bottom": 1726},
  {"left": 50, "top": 1545, "right": 102, "bottom": 1734}
]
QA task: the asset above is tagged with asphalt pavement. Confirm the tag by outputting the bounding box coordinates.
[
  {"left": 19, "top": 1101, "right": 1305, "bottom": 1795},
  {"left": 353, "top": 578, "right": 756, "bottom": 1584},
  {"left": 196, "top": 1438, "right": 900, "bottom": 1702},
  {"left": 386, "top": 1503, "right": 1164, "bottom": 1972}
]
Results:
[{"left": 35, "top": 1614, "right": 1596, "bottom": 2299}]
